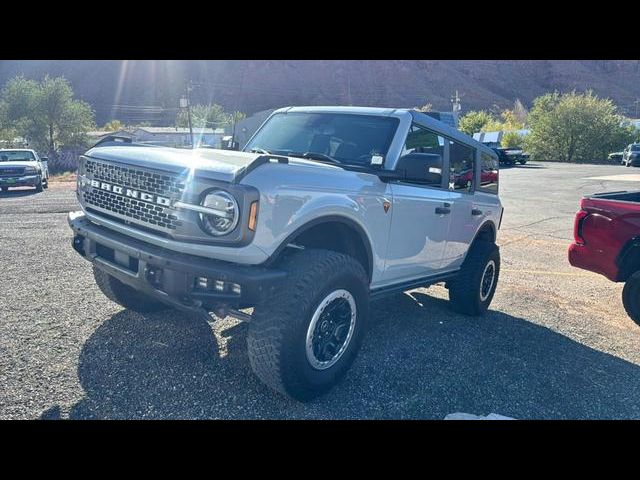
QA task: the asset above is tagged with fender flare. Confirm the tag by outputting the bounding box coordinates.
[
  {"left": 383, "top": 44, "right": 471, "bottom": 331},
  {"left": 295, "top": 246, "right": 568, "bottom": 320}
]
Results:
[
  {"left": 470, "top": 220, "right": 497, "bottom": 246},
  {"left": 263, "top": 215, "right": 374, "bottom": 281}
]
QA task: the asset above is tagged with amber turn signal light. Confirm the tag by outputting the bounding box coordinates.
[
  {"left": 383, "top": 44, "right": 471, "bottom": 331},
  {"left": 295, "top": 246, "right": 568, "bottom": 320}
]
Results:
[{"left": 248, "top": 201, "right": 258, "bottom": 231}]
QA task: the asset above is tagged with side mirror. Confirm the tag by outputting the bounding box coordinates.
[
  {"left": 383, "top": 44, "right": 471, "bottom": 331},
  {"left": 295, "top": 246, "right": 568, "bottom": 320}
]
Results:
[
  {"left": 221, "top": 138, "right": 240, "bottom": 151},
  {"left": 395, "top": 152, "right": 443, "bottom": 185}
]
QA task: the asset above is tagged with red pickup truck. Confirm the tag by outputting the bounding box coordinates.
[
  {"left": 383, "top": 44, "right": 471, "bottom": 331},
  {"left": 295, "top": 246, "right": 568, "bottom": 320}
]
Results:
[{"left": 568, "top": 191, "right": 640, "bottom": 324}]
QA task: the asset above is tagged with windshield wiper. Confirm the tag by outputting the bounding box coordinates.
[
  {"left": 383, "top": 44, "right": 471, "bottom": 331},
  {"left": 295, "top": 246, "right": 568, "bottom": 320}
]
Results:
[
  {"left": 303, "top": 152, "right": 341, "bottom": 164},
  {"left": 286, "top": 151, "right": 342, "bottom": 164},
  {"left": 249, "top": 147, "right": 271, "bottom": 154}
]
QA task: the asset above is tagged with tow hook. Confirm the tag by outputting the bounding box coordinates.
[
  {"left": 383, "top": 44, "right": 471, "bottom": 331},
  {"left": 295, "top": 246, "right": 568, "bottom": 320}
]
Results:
[{"left": 213, "top": 304, "right": 252, "bottom": 322}]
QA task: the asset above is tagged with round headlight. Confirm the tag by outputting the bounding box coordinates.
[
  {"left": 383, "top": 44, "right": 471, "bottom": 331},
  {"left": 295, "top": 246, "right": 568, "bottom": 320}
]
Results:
[{"left": 199, "top": 190, "right": 239, "bottom": 236}]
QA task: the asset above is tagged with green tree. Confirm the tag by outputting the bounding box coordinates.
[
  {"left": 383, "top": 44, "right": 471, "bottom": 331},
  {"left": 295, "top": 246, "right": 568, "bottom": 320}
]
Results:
[
  {"left": 458, "top": 110, "right": 495, "bottom": 135},
  {"left": 0, "top": 75, "right": 95, "bottom": 153},
  {"left": 227, "top": 110, "right": 246, "bottom": 126},
  {"left": 413, "top": 103, "right": 433, "bottom": 112},
  {"left": 176, "top": 103, "right": 243, "bottom": 129},
  {"left": 37, "top": 76, "right": 95, "bottom": 151},
  {"left": 0, "top": 76, "right": 38, "bottom": 144},
  {"left": 524, "top": 90, "right": 636, "bottom": 162},
  {"left": 512, "top": 99, "right": 528, "bottom": 125},
  {"left": 103, "top": 119, "right": 124, "bottom": 131},
  {"left": 500, "top": 131, "right": 524, "bottom": 148}
]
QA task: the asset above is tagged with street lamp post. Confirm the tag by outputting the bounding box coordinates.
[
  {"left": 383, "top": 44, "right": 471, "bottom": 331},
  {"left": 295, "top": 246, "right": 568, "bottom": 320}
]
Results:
[{"left": 180, "top": 89, "right": 194, "bottom": 148}]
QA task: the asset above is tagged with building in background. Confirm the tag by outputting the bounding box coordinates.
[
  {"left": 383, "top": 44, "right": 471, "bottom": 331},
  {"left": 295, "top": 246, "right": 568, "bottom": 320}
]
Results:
[
  {"left": 0, "top": 136, "right": 29, "bottom": 148},
  {"left": 132, "top": 127, "right": 225, "bottom": 147},
  {"left": 87, "top": 127, "right": 225, "bottom": 148},
  {"left": 424, "top": 111, "right": 459, "bottom": 129},
  {"left": 625, "top": 119, "right": 640, "bottom": 131},
  {"left": 87, "top": 130, "right": 131, "bottom": 144}
]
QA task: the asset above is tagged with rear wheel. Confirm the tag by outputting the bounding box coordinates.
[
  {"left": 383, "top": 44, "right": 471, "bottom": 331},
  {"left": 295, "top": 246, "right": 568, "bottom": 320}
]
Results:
[
  {"left": 622, "top": 271, "right": 640, "bottom": 326},
  {"left": 449, "top": 241, "right": 500, "bottom": 316},
  {"left": 247, "top": 249, "right": 369, "bottom": 401},
  {"left": 93, "top": 265, "right": 171, "bottom": 313}
]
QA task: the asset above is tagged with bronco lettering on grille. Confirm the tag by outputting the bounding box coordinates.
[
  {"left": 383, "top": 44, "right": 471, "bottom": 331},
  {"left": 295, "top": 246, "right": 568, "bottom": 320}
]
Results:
[{"left": 89, "top": 178, "right": 171, "bottom": 206}]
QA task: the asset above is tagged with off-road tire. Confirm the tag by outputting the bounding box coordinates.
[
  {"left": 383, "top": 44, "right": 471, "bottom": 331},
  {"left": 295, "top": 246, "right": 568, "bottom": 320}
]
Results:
[
  {"left": 622, "top": 271, "right": 640, "bottom": 326},
  {"left": 448, "top": 240, "right": 500, "bottom": 316},
  {"left": 92, "top": 265, "right": 170, "bottom": 313},
  {"left": 247, "top": 249, "right": 369, "bottom": 401}
]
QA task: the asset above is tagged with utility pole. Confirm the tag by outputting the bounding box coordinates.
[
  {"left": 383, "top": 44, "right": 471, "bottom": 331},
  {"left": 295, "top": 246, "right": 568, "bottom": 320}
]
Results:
[
  {"left": 181, "top": 80, "right": 203, "bottom": 148},
  {"left": 186, "top": 82, "right": 194, "bottom": 148},
  {"left": 230, "top": 64, "right": 247, "bottom": 150},
  {"left": 451, "top": 90, "right": 462, "bottom": 113}
]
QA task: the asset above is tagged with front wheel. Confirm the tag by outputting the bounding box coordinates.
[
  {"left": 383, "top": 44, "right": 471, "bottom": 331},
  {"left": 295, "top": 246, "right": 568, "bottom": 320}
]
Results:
[
  {"left": 35, "top": 177, "right": 43, "bottom": 192},
  {"left": 247, "top": 249, "right": 369, "bottom": 401},
  {"left": 622, "top": 271, "right": 640, "bottom": 326},
  {"left": 449, "top": 241, "right": 500, "bottom": 316}
]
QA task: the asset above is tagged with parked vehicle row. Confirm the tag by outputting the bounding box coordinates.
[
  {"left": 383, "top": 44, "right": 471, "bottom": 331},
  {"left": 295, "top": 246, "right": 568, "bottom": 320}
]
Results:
[
  {"left": 0, "top": 149, "right": 49, "bottom": 192},
  {"left": 606, "top": 143, "right": 640, "bottom": 166},
  {"left": 622, "top": 143, "right": 640, "bottom": 167},
  {"left": 491, "top": 147, "right": 529, "bottom": 166},
  {"left": 608, "top": 151, "right": 624, "bottom": 163}
]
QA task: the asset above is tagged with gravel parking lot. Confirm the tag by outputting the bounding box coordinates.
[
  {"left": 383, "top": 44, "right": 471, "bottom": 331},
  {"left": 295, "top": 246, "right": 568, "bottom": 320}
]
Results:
[{"left": 2, "top": 162, "right": 640, "bottom": 419}]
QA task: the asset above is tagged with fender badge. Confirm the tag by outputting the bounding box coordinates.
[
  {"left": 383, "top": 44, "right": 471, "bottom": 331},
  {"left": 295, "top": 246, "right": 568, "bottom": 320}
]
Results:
[{"left": 383, "top": 200, "right": 391, "bottom": 213}]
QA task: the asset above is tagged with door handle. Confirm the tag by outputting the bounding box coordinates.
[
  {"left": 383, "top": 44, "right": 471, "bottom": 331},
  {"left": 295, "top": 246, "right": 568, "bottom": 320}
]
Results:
[
  {"left": 435, "top": 207, "right": 451, "bottom": 215},
  {"left": 471, "top": 209, "right": 483, "bottom": 216}
]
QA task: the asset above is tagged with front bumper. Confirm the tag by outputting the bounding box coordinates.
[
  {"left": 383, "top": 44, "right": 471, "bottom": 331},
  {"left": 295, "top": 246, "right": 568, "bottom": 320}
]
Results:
[
  {"left": 68, "top": 211, "right": 287, "bottom": 310},
  {"left": 0, "top": 174, "right": 40, "bottom": 187}
]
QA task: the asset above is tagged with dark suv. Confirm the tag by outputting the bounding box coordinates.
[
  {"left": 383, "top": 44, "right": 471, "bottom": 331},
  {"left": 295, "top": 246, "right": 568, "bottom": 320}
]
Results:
[{"left": 623, "top": 143, "right": 640, "bottom": 167}]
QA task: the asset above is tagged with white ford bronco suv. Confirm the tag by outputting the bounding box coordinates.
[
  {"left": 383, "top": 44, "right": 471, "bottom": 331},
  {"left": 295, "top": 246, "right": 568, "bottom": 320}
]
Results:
[{"left": 68, "top": 106, "right": 503, "bottom": 401}]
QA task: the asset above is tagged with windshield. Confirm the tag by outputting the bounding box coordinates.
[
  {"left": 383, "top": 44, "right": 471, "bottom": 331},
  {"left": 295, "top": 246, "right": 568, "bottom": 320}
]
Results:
[
  {"left": 244, "top": 112, "right": 400, "bottom": 166},
  {"left": 0, "top": 151, "right": 35, "bottom": 162}
]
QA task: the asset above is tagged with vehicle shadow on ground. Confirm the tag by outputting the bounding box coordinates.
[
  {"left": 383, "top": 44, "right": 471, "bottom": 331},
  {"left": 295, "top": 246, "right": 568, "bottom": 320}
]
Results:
[
  {"left": 507, "top": 163, "right": 546, "bottom": 169},
  {"left": 0, "top": 188, "right": 39, "bottom": 198},
  {"left": 45, "top": 291, "right": 640, "bottom": 419}
]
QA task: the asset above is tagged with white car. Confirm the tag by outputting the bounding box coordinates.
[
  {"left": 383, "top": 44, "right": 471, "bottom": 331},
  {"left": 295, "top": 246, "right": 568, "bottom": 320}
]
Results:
[{"left": 0, "top": 149, "right": 49, "bottom": 192}]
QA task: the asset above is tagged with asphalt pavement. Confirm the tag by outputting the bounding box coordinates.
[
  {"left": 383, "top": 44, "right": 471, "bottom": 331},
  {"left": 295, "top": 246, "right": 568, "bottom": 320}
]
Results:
[{"left": 1, "top": 162, "right": 640, "bottom": 419}]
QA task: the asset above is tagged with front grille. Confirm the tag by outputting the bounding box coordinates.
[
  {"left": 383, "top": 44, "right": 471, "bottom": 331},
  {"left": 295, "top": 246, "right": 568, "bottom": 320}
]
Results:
[
  {"left": 0, "top": 167, "right": 25, "bottom": 176},
  {"left": 81, "top": 159, "right": 185, "bottom": 231}
]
